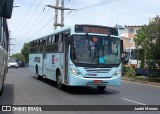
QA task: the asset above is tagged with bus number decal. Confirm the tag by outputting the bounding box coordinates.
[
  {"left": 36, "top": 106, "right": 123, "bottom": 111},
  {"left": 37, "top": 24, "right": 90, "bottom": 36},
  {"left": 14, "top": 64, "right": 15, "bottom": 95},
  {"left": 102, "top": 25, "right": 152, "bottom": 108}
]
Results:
[
  {"left": 52, "top": 55, "right": 60, "bottom": 64},
  {"left": 34, "top": 57, "right": 40, "bottom": 63}
]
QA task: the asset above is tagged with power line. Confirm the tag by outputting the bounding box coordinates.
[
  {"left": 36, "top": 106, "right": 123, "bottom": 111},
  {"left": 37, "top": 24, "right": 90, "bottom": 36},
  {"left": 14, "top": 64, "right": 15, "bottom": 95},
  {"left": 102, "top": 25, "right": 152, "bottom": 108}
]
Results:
[
  {"left": 20, "top": 17, "right": 54, "bottom": 44},
  {"left": 12, "top": 0, "right": 37, "bottom": 35},
  {"left": 14, "top": 0, "right": 121, "bottom": 50},
  {"left": 14, "top": 0, "right": 42, "bottom": 40},
  {"left": 18, "top": 6, "right": 50, "bottom": 44},
  {"left": 17, "top": 12, "right": 69, "bottom": 45},
  {"left": 77, "top": 0, "right": 120, "bottom": 11},
  {"left": 14, "top": 7, "right": 51, "bottom": 44},
  {"left": 15, "top": 9, "right": 52, "bottom": 46}
]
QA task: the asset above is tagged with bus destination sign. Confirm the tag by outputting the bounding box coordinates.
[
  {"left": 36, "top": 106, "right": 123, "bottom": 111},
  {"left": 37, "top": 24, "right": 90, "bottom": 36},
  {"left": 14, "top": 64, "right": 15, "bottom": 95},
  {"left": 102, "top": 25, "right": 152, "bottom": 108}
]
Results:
[
  {"left": 83, "top": 27, "right": 108, "bottom": 34},
  {"left": 75, "top": 25, "right": 118, "bottom": 36}
]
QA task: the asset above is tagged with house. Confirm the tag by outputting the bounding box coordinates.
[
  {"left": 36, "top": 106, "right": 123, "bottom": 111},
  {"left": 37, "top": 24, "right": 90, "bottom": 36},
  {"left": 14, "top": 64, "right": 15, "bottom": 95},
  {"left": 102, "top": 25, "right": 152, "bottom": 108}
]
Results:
[{"left": 115, "top": 24, "right": 144, "bottom": 50}]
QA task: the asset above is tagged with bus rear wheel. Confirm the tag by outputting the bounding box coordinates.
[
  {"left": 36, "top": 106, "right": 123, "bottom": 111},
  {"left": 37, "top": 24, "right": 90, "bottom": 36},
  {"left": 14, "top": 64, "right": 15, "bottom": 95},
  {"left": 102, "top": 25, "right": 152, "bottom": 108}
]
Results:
[
  {"left": 56, "top": 71, "right": 63, "bottom": 90},
  {"left": 35, "top": 66, "right": 42, "bottom": 80},
  {"left": 96, "top": 86, "right": 106, "bottom": 91}
]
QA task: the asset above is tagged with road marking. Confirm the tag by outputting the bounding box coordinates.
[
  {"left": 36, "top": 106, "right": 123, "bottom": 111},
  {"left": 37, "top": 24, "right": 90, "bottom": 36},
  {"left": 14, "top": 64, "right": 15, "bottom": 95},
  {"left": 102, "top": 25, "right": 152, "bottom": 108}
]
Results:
[{"left": 121, "top": 98, "right": 146, "bottom": 105}]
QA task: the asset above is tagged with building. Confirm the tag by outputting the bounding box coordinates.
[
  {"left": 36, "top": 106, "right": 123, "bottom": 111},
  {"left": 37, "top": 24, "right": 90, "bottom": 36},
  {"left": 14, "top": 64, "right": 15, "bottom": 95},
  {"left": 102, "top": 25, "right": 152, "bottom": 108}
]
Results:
[{"left": 115, "top": 24, "right": 144, "bottom": 50}]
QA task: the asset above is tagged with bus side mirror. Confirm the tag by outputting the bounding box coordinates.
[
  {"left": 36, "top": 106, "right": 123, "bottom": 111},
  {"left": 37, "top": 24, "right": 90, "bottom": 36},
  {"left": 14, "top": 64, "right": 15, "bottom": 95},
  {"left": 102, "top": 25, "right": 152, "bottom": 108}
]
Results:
[
  {"left": 120, "top": 40, "right": 123, "bottom": 55},
  {"left": 122, "top": 57, "right": 129, "bottom": 63},
  {"left": 0, "top": 0, "right": 14, "bottom": 19}
]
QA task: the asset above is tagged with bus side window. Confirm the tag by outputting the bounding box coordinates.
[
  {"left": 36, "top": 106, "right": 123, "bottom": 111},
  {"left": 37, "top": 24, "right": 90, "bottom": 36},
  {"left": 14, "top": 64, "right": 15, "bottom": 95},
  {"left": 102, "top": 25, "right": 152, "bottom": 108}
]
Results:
[
  {"left": 50, "top": 35, "right": 55, "bottom": 52},
  {"left": 52, "top": 35, "right": 55, "bottom": 44},
  {"left": 47, "top": 36, "right": 52, "bottom": 52},
  {"left": 36, "top": 40, "right": 40, "bottom": 53},
  {"left": 58, "top": 34, "right": 63, "bottom": 52},
  {"left": 53, "top": 34, "right": 59, "bottom": 52},
  {"left": 40, "top": 39, "right": 43, "bottom": 53},
  {"left": 55, "top": 34, "right": 59, "bottom": 43}
]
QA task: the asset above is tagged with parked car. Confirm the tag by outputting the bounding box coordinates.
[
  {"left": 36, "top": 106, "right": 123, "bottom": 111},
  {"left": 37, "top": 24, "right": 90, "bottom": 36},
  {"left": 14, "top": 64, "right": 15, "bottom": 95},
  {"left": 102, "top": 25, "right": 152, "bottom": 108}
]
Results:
[{"left": 8, "top": 59, "right": 18, "bottom": 68}]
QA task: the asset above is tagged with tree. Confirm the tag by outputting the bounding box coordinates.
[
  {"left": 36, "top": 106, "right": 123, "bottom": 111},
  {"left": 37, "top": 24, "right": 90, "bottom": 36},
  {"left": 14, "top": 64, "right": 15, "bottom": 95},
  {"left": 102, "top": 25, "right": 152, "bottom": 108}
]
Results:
[
  {"left": 135, "top": 15, "right": 160, "bottom": 78},
  {"left": 21, "top": 43, "right": 30, "bottom": 62},
  {"left": 11, "top": 53, "right": 25, "bottom": 62}
]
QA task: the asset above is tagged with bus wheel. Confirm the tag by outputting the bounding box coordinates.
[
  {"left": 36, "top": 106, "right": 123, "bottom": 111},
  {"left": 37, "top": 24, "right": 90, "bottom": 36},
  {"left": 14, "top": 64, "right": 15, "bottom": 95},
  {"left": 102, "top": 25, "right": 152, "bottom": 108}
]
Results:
[
  {"left": 35, "top": 66, "right": 42, "bottom": 80},
  {"left": 96, "top": 86, "right": 106, "bottom": 91},
  {"left": 56, "top": 71, "right": 63, "bottom": 90}
]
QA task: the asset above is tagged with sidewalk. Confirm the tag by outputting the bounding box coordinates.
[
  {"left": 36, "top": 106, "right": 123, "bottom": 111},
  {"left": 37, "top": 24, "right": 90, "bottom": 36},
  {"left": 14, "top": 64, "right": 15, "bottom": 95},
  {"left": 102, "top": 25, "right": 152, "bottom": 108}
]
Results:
[{"left": 122, "top": 77, "right": 160, "bottom": 87}]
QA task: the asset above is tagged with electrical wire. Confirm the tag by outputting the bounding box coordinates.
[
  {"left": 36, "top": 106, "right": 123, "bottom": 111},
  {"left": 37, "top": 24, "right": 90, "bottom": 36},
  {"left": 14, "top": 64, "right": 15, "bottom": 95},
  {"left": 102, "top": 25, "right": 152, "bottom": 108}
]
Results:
[
  {"left": 77, "top": 0, "right": 120, "bottom": 11},
  {"left": 18, "top": 6, "right": 51, "bottom": 45},
  {"left": 12, "top": 0, "right": 37, "bottom": 35},
  {"left": 14, "top": 0, "right": 120, "bottom": 52},
  {"left": 14, "top": 0, "right": 42, "bottom": 41},
  {"left": 20, "top": 17, "right": 54, "bottom": 44}
]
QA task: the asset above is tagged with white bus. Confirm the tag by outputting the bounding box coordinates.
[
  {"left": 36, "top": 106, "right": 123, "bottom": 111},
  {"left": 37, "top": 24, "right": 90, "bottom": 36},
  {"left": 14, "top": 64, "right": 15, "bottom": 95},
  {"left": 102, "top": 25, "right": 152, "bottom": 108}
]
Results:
[
  {"left": 0, "top": 0, "right": 13, "bottom": 95},
  {"left": 29, "top": 24, "right": 123, "bottom": 91}
]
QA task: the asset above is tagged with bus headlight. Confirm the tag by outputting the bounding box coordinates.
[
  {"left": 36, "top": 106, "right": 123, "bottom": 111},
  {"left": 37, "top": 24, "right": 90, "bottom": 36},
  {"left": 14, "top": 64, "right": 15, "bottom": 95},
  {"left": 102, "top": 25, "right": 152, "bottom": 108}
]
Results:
[
  {"left": 71, "top": 68, "right": 82, "bottom": 77},
  {"left": 113, "top": 70, "right": 121, "bottom": 77}
]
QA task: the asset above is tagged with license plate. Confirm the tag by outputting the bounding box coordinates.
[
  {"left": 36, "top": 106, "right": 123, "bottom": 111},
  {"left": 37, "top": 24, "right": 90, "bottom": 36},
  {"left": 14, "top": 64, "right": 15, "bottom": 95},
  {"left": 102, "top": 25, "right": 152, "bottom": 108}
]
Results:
[{"left": 94, "top": 80, "right": 102, "bottom": 84}]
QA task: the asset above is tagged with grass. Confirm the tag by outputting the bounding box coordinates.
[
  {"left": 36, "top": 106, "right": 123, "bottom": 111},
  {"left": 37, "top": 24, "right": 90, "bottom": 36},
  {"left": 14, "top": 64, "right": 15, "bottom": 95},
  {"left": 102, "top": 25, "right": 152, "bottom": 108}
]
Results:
[{"left": 122, "top": 75, "right": 160, "bottom": 83}]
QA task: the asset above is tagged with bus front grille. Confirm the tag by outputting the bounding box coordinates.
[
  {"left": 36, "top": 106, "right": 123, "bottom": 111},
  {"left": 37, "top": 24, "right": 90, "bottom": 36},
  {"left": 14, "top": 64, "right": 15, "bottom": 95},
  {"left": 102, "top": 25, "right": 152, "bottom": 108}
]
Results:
[{"left": 84, "top": 67, "right": 111, "bottom": 73}]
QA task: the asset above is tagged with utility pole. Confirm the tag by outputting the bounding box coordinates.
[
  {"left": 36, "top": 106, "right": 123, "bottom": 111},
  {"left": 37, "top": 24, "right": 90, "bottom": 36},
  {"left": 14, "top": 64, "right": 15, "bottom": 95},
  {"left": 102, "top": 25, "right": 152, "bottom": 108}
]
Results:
[
  {"left": 61, "top": 0, "right": 64, "bottom": 27},
  {"left": 54, "top": 0, "right": 59, "bottom": 30},
  {"left": 46, "top": 0, "right": 76, "bottom": 30}
]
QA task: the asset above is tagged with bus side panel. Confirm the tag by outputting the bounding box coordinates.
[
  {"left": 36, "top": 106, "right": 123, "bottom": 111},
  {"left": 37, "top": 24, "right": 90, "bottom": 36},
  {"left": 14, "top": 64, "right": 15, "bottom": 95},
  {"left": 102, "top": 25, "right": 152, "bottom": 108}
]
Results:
[
  {"left": 0, "top": 47, "right": 7, "bottom": 88},
  {"left": 29, "top": 54, "right": 43, "bottom": 75},
  {"left": 0, "top": 46, "right": 3, "bottom": 86},
  {"left": 43, "top": 53, "right": 63, "bottom": 81}
]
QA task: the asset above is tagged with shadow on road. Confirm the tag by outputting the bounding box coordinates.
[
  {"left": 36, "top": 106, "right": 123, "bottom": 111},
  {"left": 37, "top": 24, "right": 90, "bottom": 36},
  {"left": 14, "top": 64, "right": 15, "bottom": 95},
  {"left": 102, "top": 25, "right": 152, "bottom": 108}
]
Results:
[
  {"left": 0, "top": 84, "right": 14, "bottom": 114},
  {"left": 0, "top": 84, "right": 14, "bottom": 105},
  {"left": 31, "top": 75, "right": 120, "bottom": 95}
]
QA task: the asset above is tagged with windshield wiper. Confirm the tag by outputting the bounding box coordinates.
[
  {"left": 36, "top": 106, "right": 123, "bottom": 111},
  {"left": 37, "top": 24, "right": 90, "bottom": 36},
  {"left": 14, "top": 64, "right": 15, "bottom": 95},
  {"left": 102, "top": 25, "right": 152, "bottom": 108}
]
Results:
[
  {"left": 86, "top": 33, "right": 91, "bottom": 57},
  {"left": 91, "top": 43, "right": 99, "bottom": 63}
]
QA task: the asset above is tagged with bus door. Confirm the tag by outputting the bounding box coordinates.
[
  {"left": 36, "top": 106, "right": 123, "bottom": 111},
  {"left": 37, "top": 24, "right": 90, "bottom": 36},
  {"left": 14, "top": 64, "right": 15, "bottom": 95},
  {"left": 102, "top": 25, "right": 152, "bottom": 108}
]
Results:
[
  {"left": 42, "top": 39, "right": 47, "bottom": 76},
  {"left": 63, "top": 33, "right": 70, "bottom": 84}
]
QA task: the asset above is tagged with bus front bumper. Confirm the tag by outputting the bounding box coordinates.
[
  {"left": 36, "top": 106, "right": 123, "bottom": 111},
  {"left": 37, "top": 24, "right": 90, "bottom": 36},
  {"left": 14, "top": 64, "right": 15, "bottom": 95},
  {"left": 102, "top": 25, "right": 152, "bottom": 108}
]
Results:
[{"left": 68, "top": 74, "right": 121, "bottom": 86}]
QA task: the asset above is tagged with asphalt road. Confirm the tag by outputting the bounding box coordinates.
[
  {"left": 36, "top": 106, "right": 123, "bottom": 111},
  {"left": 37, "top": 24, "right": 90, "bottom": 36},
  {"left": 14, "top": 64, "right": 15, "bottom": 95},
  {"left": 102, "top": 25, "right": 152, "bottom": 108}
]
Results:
[{"left": 0, "top": 68, "right": 160, "bottom": 114}]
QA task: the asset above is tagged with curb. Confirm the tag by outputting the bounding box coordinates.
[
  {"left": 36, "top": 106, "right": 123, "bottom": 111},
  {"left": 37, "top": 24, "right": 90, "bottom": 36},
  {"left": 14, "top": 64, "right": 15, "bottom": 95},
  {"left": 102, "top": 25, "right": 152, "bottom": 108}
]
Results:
[{"left": 122, "top": 77, "right": 160, "bottom": 87}]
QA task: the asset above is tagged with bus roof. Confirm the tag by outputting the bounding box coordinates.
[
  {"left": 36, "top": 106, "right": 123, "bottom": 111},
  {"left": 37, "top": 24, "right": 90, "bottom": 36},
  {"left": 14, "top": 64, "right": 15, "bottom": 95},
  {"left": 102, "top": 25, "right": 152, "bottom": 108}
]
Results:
[
  {"left": 30, "top": 25, "right": 73, "bottom": 42},
  {"left": 29, "top": 24, "right": 118, "bottom": 42}
]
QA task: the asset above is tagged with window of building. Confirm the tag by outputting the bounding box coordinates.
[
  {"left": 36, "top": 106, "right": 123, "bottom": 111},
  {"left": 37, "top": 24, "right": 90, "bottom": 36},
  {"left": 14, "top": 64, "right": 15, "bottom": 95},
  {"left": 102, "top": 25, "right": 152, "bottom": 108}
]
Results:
[{"left": 128, "top": 28, "right": 134, "bottom": 33}]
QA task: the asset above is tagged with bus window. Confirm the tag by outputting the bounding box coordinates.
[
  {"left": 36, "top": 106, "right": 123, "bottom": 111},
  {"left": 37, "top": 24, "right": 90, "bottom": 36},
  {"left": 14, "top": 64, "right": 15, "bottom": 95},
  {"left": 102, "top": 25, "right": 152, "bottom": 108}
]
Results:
[
  {"left": 58, "top": 34, "right": 63, "bottom": 52},
  {"left": 52, "top": 35, "right": 55, "bottom": 44}
]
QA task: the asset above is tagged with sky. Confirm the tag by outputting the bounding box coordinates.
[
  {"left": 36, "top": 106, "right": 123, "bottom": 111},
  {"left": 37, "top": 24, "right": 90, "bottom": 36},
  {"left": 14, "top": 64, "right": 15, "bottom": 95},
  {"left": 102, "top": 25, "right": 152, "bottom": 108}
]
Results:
[{"left": 8, "top": 0, "right": 160, "bottom": 54}]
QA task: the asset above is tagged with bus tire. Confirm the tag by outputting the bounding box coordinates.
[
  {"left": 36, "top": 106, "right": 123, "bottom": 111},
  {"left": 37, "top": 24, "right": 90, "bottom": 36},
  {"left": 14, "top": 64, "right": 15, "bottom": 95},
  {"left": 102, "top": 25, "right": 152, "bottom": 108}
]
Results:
[
  {"left": 56, "top": 70, "right": 63, "bottom": 90},
  {"left": 96, "top": 86, "right": 106, "bottom": 91},
  {"left": 35, "top": 66, "right": 42, "bottom": 80}
]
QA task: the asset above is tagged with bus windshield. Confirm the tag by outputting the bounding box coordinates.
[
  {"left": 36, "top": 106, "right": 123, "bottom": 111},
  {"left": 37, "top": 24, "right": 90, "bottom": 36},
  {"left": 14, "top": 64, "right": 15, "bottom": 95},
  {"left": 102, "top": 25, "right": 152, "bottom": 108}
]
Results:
[{"left": 71, "top": 35, "right": 121, "bottom": 64}]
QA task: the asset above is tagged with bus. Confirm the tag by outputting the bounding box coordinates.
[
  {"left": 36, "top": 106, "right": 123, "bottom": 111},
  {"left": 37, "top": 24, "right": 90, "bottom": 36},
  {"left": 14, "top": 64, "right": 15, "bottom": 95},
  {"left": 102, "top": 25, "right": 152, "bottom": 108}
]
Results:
[
  {"left": 0, "top": 0, "right": 14, "bottom": 95},
  {"left": 29, "top": 24, "right": 123, "bottom": 91}
]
